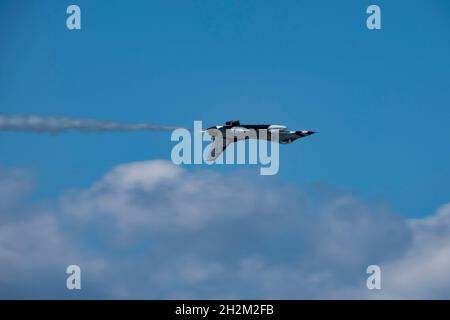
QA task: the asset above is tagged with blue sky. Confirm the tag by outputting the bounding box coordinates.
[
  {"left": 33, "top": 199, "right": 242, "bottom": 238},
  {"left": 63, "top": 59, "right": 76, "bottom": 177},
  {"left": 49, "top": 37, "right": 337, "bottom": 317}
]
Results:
[
  {"left": 1, "top": 1, "right": 450, "bottom": 299},
  {"left": 1, "top": 0, "right": 449, "bottom": 217}
]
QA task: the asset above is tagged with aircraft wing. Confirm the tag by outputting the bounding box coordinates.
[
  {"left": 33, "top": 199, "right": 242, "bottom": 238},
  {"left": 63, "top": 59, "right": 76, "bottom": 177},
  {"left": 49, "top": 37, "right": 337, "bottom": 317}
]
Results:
[{"left": 206, "top": 138, "right": 233, "bottom": 162}]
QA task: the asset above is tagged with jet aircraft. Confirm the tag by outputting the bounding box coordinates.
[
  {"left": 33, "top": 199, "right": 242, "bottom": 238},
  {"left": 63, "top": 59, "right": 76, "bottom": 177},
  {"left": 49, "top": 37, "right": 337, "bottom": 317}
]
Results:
[{"left": 205, "top": 120, "right": 315, "bottom": 160}]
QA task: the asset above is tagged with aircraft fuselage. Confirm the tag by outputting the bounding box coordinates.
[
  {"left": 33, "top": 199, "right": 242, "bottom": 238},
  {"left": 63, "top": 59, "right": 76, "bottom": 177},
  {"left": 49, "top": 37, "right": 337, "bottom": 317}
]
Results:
[{"left": 206, "top": 120, "right": 315, "bottom": 144}]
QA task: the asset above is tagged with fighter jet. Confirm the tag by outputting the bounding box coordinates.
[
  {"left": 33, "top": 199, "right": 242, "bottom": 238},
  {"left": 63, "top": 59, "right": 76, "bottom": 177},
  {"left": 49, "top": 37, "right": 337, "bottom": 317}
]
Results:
[{"left": 205, "top": 120, "right": 315, "bottom": 161}]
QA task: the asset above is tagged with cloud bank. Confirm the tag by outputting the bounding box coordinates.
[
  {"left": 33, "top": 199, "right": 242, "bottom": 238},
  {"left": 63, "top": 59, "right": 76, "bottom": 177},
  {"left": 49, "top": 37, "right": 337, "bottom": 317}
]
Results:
[{"left": 0, "top": 161, "right": 449, "bottom": 299}]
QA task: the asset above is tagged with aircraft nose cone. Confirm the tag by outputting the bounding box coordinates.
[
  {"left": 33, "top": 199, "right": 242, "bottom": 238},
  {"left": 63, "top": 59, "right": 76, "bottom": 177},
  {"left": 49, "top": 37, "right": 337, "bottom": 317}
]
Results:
[{"left": 299, "top": 130, "right": 315, "bottom": 136}]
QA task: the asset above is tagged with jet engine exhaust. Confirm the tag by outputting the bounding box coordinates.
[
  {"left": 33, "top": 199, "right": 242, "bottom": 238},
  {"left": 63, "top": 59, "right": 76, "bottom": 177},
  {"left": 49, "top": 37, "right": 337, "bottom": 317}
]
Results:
[{"left": 0, "top": 114, "right": 182, "bottom": 134}]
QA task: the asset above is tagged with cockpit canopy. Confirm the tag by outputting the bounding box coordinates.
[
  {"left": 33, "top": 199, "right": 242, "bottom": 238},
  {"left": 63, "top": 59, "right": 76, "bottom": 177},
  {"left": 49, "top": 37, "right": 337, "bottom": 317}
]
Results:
[
  {"left": 225, "top": 120, "right": 241, "bottom": 126},
  {"left": 268, "top": 124, "right": 287, "bottom": 131}
]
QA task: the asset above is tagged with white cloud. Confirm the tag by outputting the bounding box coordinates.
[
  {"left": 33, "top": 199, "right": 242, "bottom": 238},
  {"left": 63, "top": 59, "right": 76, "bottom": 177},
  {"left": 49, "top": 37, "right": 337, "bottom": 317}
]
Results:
[
  {"left": 1, "top": 161, "right": 450, "bottom": 298},
  {"left": 61, "top": 160, "right": 286, "bottom": 233},
  {"left": 0, "top": 166, "right": 33, "bottom": 218},
  {"left": 374, "top": 204, "right": 450, "bottom": 299}
]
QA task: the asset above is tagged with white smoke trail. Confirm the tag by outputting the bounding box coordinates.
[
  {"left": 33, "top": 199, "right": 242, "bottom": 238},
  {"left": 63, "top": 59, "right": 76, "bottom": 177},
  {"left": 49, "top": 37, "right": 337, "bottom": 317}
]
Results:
[{"left": 0, "top": 114, "right": 182, "bottom": 133}]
